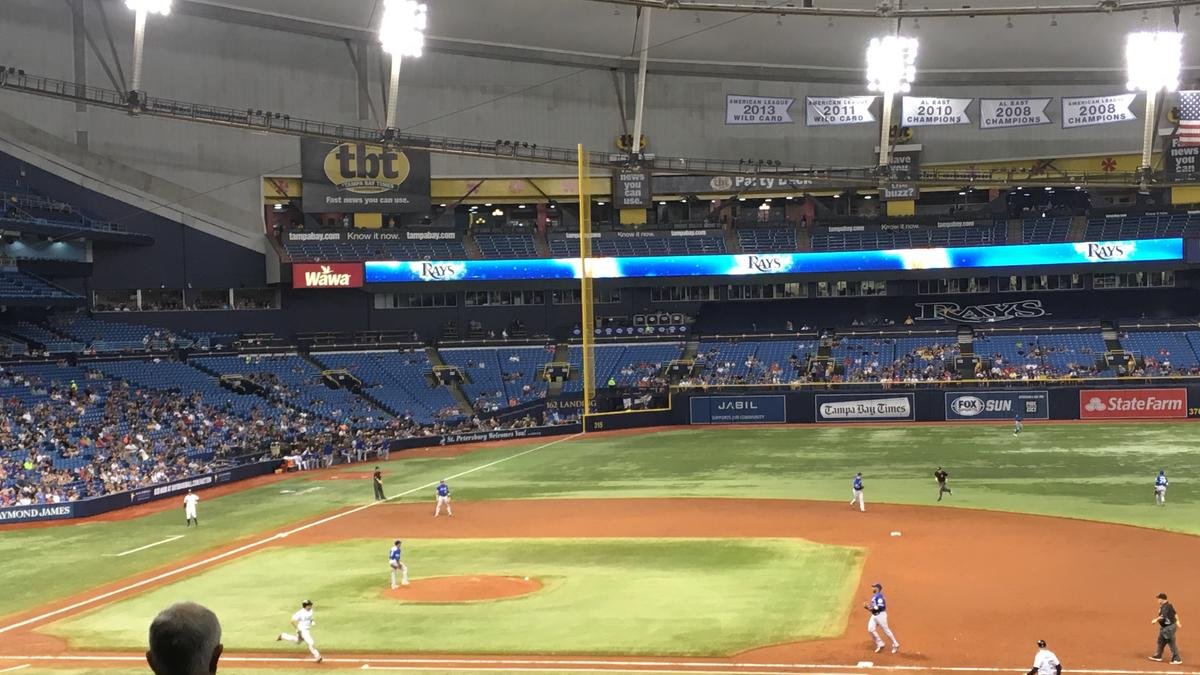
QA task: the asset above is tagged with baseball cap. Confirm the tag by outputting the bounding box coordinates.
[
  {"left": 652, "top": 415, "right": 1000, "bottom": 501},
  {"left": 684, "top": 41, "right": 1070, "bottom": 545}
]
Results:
[
  {"left": 301, "top": 599, "right": 313, "bottom": 607},
  {"left": 871, "top": 582, "right": 882, "bottom": 589},
  {"left": 1037, "top": 640, "right": 1046, "bottom": 648},
  {"left": 1158, "top": 593, "right": 1169, "bottom": 600}
]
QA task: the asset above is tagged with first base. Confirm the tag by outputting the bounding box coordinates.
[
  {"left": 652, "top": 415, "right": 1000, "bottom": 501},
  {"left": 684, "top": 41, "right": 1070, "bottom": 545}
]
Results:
[{"left": 890, "top": 531, "right": 902, "bottom": 537}]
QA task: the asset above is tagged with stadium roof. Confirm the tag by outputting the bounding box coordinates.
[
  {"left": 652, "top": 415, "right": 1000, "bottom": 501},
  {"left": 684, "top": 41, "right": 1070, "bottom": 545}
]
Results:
[{"left": 174, "top": 0, "right": 1200, "bottom": 85}]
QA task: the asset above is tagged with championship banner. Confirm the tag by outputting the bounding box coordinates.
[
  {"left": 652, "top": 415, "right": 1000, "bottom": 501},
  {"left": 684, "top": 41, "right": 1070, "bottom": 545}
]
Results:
[
  {"left": 979, "top": 98, "right": 1052, "bottom": 129},
  {"left": 1061, "top": 94, "right": 1137, "bottom": 129},
  {"left": 901, "top": 97, "right": 972, "bottom": 126},
  {"left": 300, "top": 138, "right": 431, "bottom": 213},
  {"left": 726, "top": 95, "right": 795, "bottom": 125},
  {"left": 805, "top": 96, "right": 877, "bottom": 126}
]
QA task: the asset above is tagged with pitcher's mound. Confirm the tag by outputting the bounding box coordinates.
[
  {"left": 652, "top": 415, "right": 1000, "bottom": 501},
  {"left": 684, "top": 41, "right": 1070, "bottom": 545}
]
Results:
[{"left": 385, "top": 575, "right": 543, "bottom": 603}]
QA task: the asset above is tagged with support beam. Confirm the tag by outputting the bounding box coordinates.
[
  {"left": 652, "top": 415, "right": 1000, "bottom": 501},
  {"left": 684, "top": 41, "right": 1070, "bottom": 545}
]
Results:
[
  {"left": 130, "top": 10, "right": 148, "bottom": 93},
  {"left": 878, "top": 95, "right": 894, "bottom": 168},
  {"left": 385, "top": 55, "right": 402, "bottom": 130},
  {"left": 630, "top": 8, "right": 652, "bottom": 155}
]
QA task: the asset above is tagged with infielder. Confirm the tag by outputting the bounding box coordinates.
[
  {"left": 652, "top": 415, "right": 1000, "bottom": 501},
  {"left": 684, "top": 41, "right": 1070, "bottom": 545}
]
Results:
[
  {"left": 850, "top": 472, "right": 865, "bottom": 512},
  {"left": 1028, "top": 639, "right": 1061, "bottom": 675},
  {"left": 934, "top": 467, "right": 952, "bottom": 502},
  {"left": 1155, "top": 470, "right": 1169, "bottom": 507},
  {"left": 434, "top": 479, "right": 452, "bottom": 517},
  {"left": 373, "top": 466, "right": 385, "bottom": 501},
  {"left": 1149, "top": 592, "right": 1183, "bottom": 664},
  {"left": 389, "top": 539, "right": 409, "bottom": 589},
  {"left": 276, "top": 600, "right": 322, "bottom": 663},
  {"left": 1013, "top": 413, "right": 1023, "bottom": 436},
  {"left": 183, "top": 489, "right": 199, "bottom": 528},
  {"left": 864, "top": 582, "right": 899, "bottom": 653}
]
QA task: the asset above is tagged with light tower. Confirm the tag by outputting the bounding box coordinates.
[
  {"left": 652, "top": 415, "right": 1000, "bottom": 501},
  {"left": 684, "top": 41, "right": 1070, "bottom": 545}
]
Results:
[
  {"left": 866, "top": 35, "right": 918, "bottom": 171},
  {"left": 1125, "top": 31, "right": 1183, "bottom": 192},
  {"left": 379, "top": 0, "right": 428, "bottom": 132},
  {"left": 125, "top": 0, "right": 171, "bottom": 105}
]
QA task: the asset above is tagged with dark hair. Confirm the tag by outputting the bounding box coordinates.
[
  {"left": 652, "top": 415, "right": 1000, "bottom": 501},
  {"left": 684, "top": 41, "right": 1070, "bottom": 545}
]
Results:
[{"left": 1158, "top": 593, "right": 1169, "bottom": 600}]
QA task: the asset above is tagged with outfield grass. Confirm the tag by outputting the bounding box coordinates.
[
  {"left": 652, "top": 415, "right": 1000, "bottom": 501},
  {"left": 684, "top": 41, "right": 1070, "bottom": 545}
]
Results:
[
  {"left": 44, "top": 538, "right": 862, "bottom": 656},
  {"left": 3, "top": 422, "right": 1198, "bottom": 623}
]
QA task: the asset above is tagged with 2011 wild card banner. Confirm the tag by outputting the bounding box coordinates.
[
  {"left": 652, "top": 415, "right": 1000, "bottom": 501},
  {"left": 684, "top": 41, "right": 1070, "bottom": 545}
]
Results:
[{"left": 805, "top": 96, "right": 877, "bottom": 126}]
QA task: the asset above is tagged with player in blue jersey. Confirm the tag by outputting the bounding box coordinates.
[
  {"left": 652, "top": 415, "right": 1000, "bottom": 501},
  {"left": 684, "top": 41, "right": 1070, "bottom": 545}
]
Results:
[
  {"left": 388, "top": 539, "right": 409, "bottom": 589},
  {"left": 850, "top": 472, "right": 865, "bottom": 512},
  {"left": 434, "top": 479, "right": 453, "bottom": 517},
  {"left": 1155, "top": 470, "right": 1169, "bottom": 507},
  {"left": 864, "top": 582, "right": 900, "bottom": 654},
  {"left": 1013, "top": 413, "right": 1023, "bottom": 436}
]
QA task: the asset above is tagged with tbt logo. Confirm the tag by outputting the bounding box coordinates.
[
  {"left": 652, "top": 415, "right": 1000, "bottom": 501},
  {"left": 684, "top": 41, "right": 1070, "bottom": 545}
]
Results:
[{"left": 323, "top": 142, "right": 412, "bottom": 194}]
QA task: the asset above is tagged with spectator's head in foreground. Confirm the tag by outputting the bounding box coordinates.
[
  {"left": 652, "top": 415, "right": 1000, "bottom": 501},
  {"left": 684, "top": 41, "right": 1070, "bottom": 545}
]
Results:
[{"left": 146, "top": 602, "right": 223, "bottom": 675}]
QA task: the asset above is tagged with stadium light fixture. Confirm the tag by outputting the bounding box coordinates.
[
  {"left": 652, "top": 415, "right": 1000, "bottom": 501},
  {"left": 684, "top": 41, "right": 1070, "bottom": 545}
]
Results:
[
  {"left": 125, "top": 0, "right": 171, "bottom": 97},
  {"left": 866, "top": 35, "right": 918, "bottom": 169},
  {"left": 1125, "top": 31, "right": 1184, "bottom": 190},
  {"left": 379, "top": 0, "right": 428, "bottom": 130}
]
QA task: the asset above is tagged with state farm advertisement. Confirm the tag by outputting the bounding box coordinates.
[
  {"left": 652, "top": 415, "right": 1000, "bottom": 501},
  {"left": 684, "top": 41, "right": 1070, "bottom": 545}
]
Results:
[
  {"left": 292, "top": 263, "right": 364, "bottom": 289},
  {"left": 1079, "top": 389, "right": 1187, "bottom": 420}
]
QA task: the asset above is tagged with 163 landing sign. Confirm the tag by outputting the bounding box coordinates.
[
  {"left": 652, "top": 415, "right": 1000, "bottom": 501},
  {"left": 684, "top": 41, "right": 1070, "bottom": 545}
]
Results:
[
  {"left": 292, "top": 263, "right": 364, "bottom": 289},
  {"left": 300, "top": 138, "right": 431, "bottom": 213}
]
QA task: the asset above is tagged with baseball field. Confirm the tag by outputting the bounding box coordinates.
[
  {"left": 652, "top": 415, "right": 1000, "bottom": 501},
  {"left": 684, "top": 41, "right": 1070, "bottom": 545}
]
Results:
[{"left": 1, "top": 420, "right": 1198, "bottom": 675}]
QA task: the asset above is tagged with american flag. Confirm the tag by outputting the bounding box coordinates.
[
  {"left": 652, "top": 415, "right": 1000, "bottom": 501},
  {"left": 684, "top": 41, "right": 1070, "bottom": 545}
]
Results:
[{"left": 1181, "top": 91, "right": 1200, "bottom": 147}]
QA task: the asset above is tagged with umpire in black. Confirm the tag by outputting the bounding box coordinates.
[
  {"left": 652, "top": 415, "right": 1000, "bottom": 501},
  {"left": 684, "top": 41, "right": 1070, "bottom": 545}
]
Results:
[
  {"left": 1149, "top": 592, "right": 1183, "bottom": 664},
  {"left": 372, "top": 466, "right": 385, "bottom": 501}
]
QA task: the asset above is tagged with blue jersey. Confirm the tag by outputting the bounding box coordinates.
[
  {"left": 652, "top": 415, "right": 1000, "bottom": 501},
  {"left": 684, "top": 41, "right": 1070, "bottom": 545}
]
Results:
[
  {"left": 870, "top": 591, "right": 887, "bottom": 612},
  {"left": 853, "top": 476, "right": 863, "bottom": 491},
  {"left": 437, "top": 483, "right": 450, "bottom": 497},
  {"left": 1156, "top": 474, "right": 1168, "bottom": 487},
  {"left": 389, "top": 545, "right": 401, "bottom": 563}
]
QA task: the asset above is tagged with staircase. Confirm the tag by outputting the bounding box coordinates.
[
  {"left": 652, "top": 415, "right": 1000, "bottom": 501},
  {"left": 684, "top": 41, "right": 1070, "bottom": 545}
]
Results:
[
  {"left": 1067, "top": 216, "right": 1088, "bottom": 242},
  {"left": 795, "top": 222, "right": 812, "bottom": 251},
  {"left": 533, "top": 230, "right": 551, "bottom": 257},
  {"left": 681, "top": 337, "right": 700, "bottom": 361},
  {"left": 425, "top": 345, "right": 472, "bottom": 415},
  {"left": 1006, "top": 218, "right": 1023, "bottom": 243},
  {"left": 463, "top": 231, "right": 483, "bottom": 259},
  {"left": 723, "top": 227, "right": 742, "bottom": 253},
  {"left": 426, "top": 345, "right": 447, "bottom": 367}
]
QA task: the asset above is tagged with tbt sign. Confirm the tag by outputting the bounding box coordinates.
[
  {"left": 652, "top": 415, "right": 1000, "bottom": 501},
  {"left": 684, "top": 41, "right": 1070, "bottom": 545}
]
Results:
[
  {"left": 612, "top": 170, "right": 652, "bottom": 209},
  {"left": 945, "top": 391, "right": 1049, "bottom": 420},
  {"left": 292, "top": 263, "right": 364, "bottom": 289},
  {"left": 1079, "top": 388, "right": 1187, "bottom": 419},
  {"left": 300, "top": 139, "right": 431, "bottom": 213}
]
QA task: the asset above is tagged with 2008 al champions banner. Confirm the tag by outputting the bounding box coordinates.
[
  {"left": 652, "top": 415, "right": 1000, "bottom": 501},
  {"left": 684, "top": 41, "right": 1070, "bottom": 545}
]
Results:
[{"left": 1060, "top": 94, "right": 1137, "bottom": 128}]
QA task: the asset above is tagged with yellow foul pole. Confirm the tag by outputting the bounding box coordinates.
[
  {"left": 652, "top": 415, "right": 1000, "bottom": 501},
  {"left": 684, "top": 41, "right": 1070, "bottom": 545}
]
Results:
[{"left": 576, "top": 144, "right": 595, "bottom": 426}]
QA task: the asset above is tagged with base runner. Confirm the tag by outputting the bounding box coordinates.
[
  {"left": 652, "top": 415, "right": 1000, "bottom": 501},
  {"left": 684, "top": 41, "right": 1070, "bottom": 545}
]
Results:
[
  {"left": 1028, "top": 639, "right": 1061, "bottom": 675},
  {"left": 865, "top": 582, "right": 899, "bottom": 653},
  {"left": 389, "top": 539, "right": 409, "bottom": 589},
  {"left": 276, "top": 600, "right": 322, "bottom": 663}
]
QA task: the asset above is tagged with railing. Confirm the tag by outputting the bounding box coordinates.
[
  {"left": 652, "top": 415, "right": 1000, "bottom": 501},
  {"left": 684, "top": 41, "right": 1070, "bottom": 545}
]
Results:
[{"left": 673, "top": 374, "right": 1200, "bottom": 394}]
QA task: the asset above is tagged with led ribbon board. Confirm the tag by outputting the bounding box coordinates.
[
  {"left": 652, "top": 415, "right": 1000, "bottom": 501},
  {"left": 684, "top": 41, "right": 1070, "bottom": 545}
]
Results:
[{"left": 365, "top": 238, "right": 1183, "bottom": 283}]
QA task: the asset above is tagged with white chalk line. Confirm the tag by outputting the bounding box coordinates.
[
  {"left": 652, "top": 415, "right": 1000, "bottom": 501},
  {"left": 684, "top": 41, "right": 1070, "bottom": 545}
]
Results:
[
  {"left": 101, "top": 534, "right": 186, "bottom": 558},
  {"left": 0, "top": 433, "right": 582, "bottom": 635},
  {"left": 0, "top": 665, "right": 29, "bottom": 673},
  {"left": 0, "top": 654, "right": 1185, "bottom": 675}
]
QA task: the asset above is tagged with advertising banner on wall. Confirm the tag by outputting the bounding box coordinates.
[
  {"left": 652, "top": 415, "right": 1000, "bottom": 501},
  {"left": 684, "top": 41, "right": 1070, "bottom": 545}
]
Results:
[
  {"left": 815, "top": 393, "right": 914, "bottom": 422},
  {"left": 1166, "top": 134, "right": 1200, "bottom": 175},
  {"left": 1060, "top": 94, "right": 1138, "bottom": 129},
  {"left": 979, "top": 98, "right": 1052, "bottom": 129},
  {"left": 612, "top": 170, "right": 652, "bottom": 209},
  {"left": 914, "top": 298, "right": 1049, "bottom": 323},
  {"left": 690, "top": 395, "right": 786, "bottom": 424},
  {"left": 653, "top": 174, "right": 816, "bottom": 194},
  {"left": 300, "top": 138, "right": 431, "bottom": 213},
  {"left": 292, "top": 263, "right": 365, "bottom": 289},
  {"left": 901, "top": 97, "right": 972, "bottom": 126},
  {"left": 805, "top": 96, "right": 877, "bottom": 126},
  {"left": 726, "top": 95, "right": 795, "bottom": 124},
  {"left": 1079, "top": 388, "right": 1187, "bottom": 419},
  {"left": 945, "top": 391, "right": 1049, "bottom": 420}
]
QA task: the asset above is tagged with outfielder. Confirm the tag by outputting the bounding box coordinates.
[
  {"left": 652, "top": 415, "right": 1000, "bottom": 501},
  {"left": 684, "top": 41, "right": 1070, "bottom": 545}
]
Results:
[
  {"left": 183, "top": 489, "right": 199, "bottom": 528},
  {"left": 389, "top": 539, "right": 409, "bottom": 589},
  {"left": 1155, "top": 470, "right": 1169, "bottom": 507},
  {"left": 1013, "top": 413, "right": 1023, "bottom": 436},
  {"left": 434, "top": 479, "right": 452, "bottom": 517},
  {"left": 276, "top": 600, "right": 322, "bottom": 663},
  {"left": 1028, "top": 639, "right": 1061, "bottom": 675},
  {"left": 934, "top": 467, "right": 952, "bottom": 502},
  {"left": 850, "top": 472, "right": 865, "bottom": 512},
  {"left": 864, "top": 582, "right": 899, "bottom": 653}
]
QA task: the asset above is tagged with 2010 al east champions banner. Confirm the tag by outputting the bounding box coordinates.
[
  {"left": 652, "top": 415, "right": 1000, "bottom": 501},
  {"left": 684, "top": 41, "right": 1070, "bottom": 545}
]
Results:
[
  {"left": 901, "top": 97, "right": 972, "bottom": 126},
  {"left": 300, "top": 138, "right": 431, "bottom": 213},
  {"left": 1060, "top": 94, "right": 1137, "bottom": 128},
  {"left": 805, "top": 96, "right": 877, "bottom": 126},
  {"left": 979, "top": 98, "right": 1052, "bottom": 129}
]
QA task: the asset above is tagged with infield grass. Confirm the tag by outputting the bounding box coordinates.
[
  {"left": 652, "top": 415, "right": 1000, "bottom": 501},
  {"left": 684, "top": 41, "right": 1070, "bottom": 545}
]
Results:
[{"left": 44, "top": 538, "right": 862, "bottom": 656}]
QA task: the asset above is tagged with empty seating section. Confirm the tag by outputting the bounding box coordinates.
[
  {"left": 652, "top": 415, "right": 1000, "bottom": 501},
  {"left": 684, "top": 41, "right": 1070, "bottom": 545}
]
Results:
[
  {"left": 475, "top": 233, "right": 538, "bottom": 259},
  {"left": 313, "top": 351, "right": 458, "bottom": 424},
  {"left": 1022, "top": 217, "right": 1071, "bottom": 243},
  {"left": 1122, "top": 331, "right": 1200, "bottom": 368},
  {"left": 561, "top": 343, "right": 684, "bottom": 391},
  {"left": 441, "top": 346, "right": 550, "bottom": 407},
  {"left": 0, "top": 271, "right": 78, "bottom": 300},
  {"left": 971, "top": 333, "right": 1105, "bottom": 375},
  {"left": 1084, "top": 213, "right": 1200, "bottom": 240},
  {"left": 695, "top": 339, "right": 811, "bottom": 382},
  {"left": 548, "top": 235, "right": 727, "bottom": 258},
  {"left": 738, "top": 227, "right": 797, "bottom": 253},
  {"left": 0, "top": 186, "right": 125, "bottom": 234},
  {"left": 283, "top": 237, "right": 467, "bottom": 262},
  {"left": 811, "top": 222, "right": 1007, "bottom": 252},
  {"left": 94, "top": 360, "right": 275, "bottom": 419},
  {"left": 6, "top": 321, "right": 79, "bottom": 352},
  {"left": 49, "top": 315, "right": 175, "bottom": 351},
  {"left": 195, "top": 355, "right": 387, "bottom": 425}
]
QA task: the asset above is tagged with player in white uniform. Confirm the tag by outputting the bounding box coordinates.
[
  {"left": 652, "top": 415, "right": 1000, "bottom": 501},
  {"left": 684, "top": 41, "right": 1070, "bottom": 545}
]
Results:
[
  {"left": 434, "top": 479, "right": 452, "bottom": 517},
  {"left": 183, "top": 490, "right": 199, "bottom": 528},
  {"left": 1028, "top": 640, "right": 1061, "bottom": 675},
  {"left": 276, "top": 600, "right": 322, "bottom": 663}
]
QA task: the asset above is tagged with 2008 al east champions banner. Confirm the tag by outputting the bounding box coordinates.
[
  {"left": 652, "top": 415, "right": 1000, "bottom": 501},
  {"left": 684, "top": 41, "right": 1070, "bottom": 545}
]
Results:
[
  {"left": 726, "top": 95, "right": 794, "bottom": 124},
  {"left": 901, "top": 97, "right": 972, "bottom": 126},
  {"left": 805, "top": 96, "right": 876, "bottom": 126},
  {"left": 1061, "top": 94, "right": 1137, "bottom": 128},
  {"left": 979, "top": 98, "right": 1051, "bottom": 129}
]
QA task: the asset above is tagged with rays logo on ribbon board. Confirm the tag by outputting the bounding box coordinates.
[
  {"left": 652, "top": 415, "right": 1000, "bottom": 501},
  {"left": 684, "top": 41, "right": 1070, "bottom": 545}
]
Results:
[
  {"left": 690, "top": 395, "right": 786, "bottom": 424},
  {"left": 805, "top": 96, "right": 877, "bottom": 126},
  {"left": 945, "top": 391, "right": 1049, "bottom": 420},
  {"left": 979, "top": 98, "right": 1052, "bottom": 129},
  {"left": 1061, "top": 94, "right": 1137, "bottom": 129},
  {"left": 815, "top": 394, "right": 914, "bottom": 422},
  {"left": 901, "top": 97, "right": 972, "bottom": 126},
  {"left": 300, "top": 138, "right": 431, "bottom": 213},
  {"left": 726, "top": 95, "right": 795, "bottom": 124}
]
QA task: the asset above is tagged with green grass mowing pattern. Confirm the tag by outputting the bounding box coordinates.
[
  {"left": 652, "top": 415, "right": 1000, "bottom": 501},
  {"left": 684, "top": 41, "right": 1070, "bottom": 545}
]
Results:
[{"left": 44, "top": 538, "right": 863, "bottom": 656}]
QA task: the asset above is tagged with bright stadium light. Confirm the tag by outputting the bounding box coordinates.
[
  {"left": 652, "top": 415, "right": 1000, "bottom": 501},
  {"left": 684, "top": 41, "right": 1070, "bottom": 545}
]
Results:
[
  {"left": 125, "top": 0, "right": 171, "bottom": 101},
  {"left": 866, "top": 35, "right": 918, "bottom": 170},
  {"left": 1125, "top": 31, "right": 1184, "bottom": 190},
  {"left": 379, "top": 0, "right": 428, "bottom": 130}
]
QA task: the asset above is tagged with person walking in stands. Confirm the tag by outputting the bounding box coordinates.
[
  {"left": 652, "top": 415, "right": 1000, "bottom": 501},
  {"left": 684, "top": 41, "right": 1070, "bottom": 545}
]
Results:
[
  {"left": 372, "top": 466, "right": 385, "bottom": 501},
  {"left": 146, "top": 602, "right": 223, "bottom": 675},
  {"left": 1149, "top": 592, "right": 1183, "bottom": 664}
]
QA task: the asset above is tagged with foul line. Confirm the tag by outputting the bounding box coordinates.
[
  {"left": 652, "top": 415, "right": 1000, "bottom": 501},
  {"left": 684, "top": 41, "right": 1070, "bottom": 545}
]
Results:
[
  {"left": 0, "top": 665, "right": 29, "bottom": 673},
  {"left": 0, "top": 433, "right": 582, "bottom": 635},
  {"left": 102, "top": 534, "right": 185, "bottom": 558},
  {"left": 0, "top": 654, "right": 1186, "bottom": 675}
]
